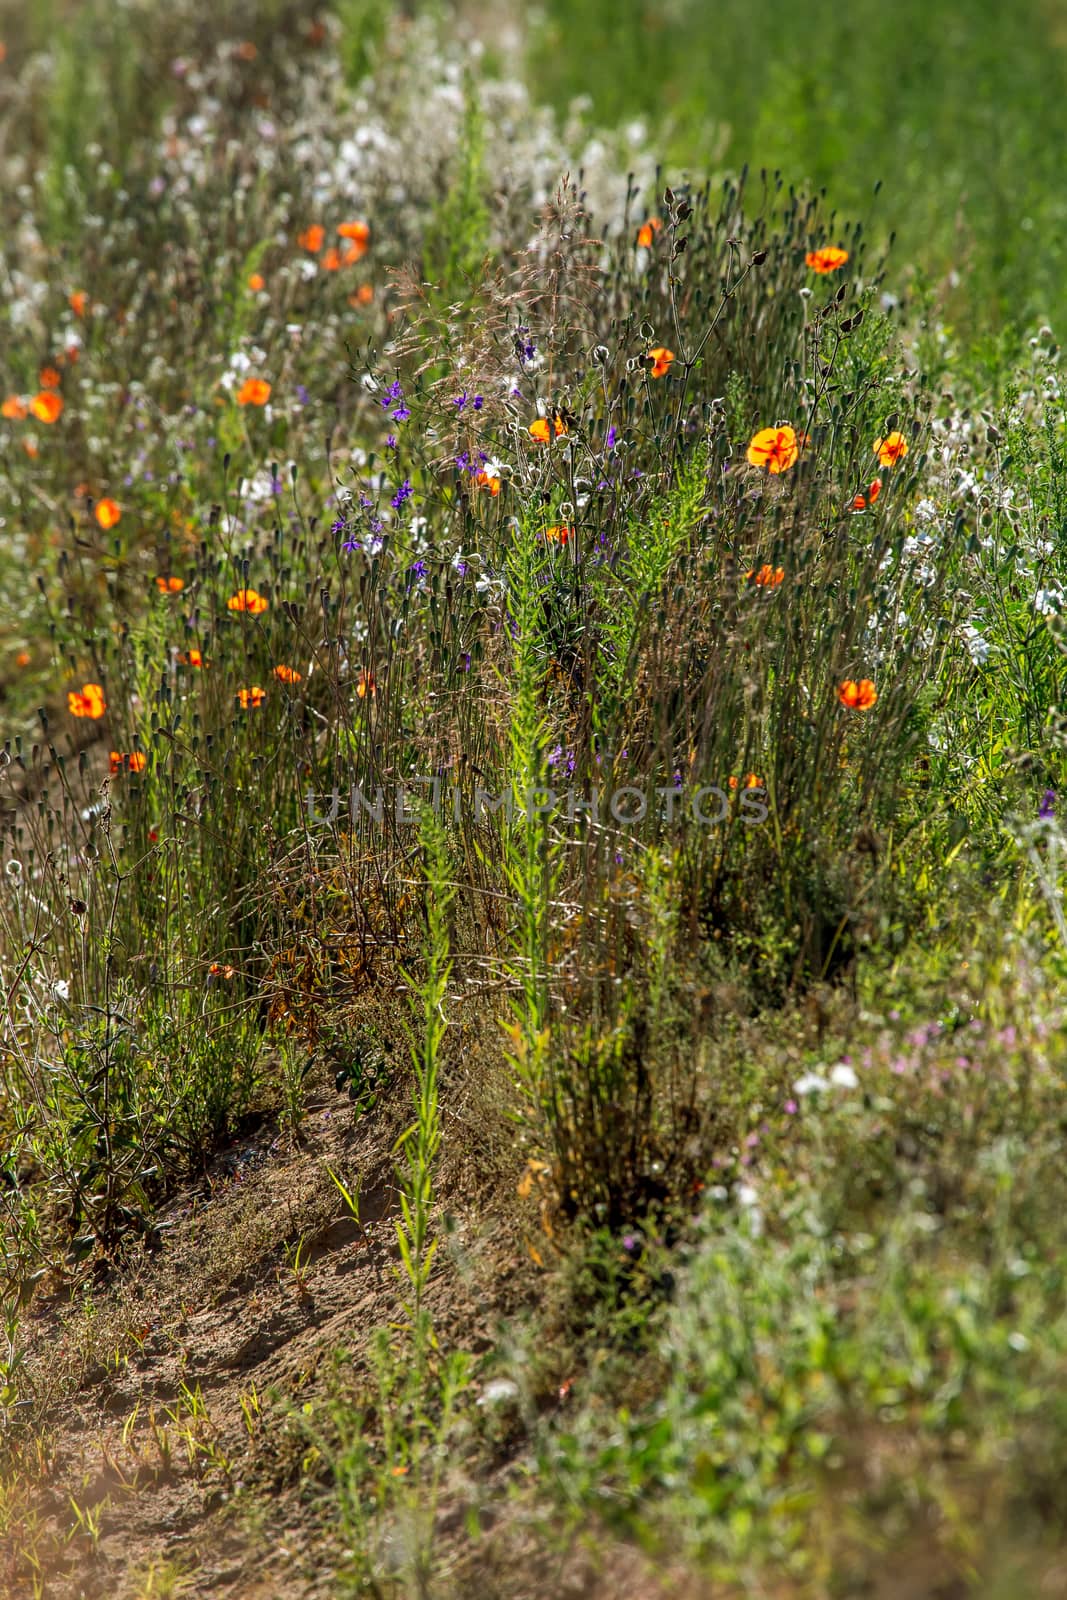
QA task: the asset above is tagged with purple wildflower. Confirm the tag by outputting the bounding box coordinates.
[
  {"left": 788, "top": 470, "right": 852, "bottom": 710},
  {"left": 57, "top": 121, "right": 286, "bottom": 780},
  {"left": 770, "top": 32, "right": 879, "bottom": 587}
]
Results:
[
  {"left": 1039, "top": 788, "right": 1056, "bottom": 819},
  {"left": 391, "top": 479, "right": 413, "bottom": 511}
]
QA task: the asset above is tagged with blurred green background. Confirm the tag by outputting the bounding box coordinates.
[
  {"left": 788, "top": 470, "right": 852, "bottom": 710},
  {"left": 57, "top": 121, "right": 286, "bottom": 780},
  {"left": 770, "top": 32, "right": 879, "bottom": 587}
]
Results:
[{"left": 529, "top": 0, "right": 1067, "bottom": 355}]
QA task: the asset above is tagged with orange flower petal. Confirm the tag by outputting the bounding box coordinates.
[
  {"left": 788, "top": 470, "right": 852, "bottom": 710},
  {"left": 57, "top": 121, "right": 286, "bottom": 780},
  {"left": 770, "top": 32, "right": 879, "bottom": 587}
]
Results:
[
  {"left": 805, "top": 246, "right": 849, "bottom": 274},
  {"left": 68, "top": 683, "right": 106, "bottom": 718},
  {"left": 95, "top": 498, "right": 121, "bottom": 530},
  {"left": 746, "top": 425, "right": 799, "bottom": 473},
  {"left": 236, "top": 378, "right": 271, "bottom": 406},
  {"left": 227, "top": 588, "right": 269, "bottom": 615},
  {"left": 29, "top": 392, "right": 63, "bottom": 424},
  {"left": 837, "top": 678, "right": 877, "bottom": 710},
  {"left": 874, "top": 432, "right": 908, "bottom": 468}
]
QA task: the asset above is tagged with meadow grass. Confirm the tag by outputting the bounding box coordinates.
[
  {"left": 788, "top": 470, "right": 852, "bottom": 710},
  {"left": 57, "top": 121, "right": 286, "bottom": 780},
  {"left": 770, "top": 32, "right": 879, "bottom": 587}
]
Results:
[{"left": 0, "top": 1, "right": 1066, "bottom": 1595}]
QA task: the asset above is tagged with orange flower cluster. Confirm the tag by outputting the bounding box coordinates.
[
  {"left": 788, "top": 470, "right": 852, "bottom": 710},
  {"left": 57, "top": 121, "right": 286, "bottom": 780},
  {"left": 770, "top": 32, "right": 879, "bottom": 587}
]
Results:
[
  {"left": 747, "top": 425, "right": 800, "bottom": 474},
  {"left": 728, "top": 773, "right": 763, "bottom": 790},
  {"left": 237, "top": 686, "right": 266, "bottom": 709},
  {"left": 837, "top": 678, "right": 878, "bottom": 710},
  {"left": 476, "top": 469, "right": 501, "bottom": 495},
  {"left": 637, "top": 218, "right": 662, "bottom": 247},
  {"left": 749, "top": 564, "right": 785, "bottom": 587},
  {"left": 298, "top": 220, "right": 371, "bottom": 269},
  {"left": 109, "top": 751, "right": 147, "bottom": 774},
  {"left": 852, "top": 477, "right": 882, "bottom": 512},
  {"left": 178, "top": 649, "right": 207, "bottom": 668},
  {"left": 544, "top": 524, "right": 573, "bottom": 544},
  {"left": 227, "top": 588, "right": 269, "bottom": 614},
  {"left": 648, "top": 347, "right": 675, "bottom": 378},
  {"left": 273, "top": 664, "right": 302, "bottom": 683},
  {"left": 68, "top": 683, "right": 106, "bottom": 718},
  {"left": 155, "top": 575, "right": 184, "bottom": 593},
  {"left": 805, "top": 246, "right": 849, "bottom": 274}
]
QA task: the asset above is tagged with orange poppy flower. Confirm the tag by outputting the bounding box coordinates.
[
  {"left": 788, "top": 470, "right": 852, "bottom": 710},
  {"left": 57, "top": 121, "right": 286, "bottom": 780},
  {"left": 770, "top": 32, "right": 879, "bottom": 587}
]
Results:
[
  {"left": 38, "top": 366, "right": 61, "bottom": 390},
  {"left": 341, "top": 243, "right": 366, "bottom": 266},
  {"left": 236, "top": 378, "right": 271, "bottom": 406},
  {"left": 874, "top": 432, "right": 908, "bottom": 468},
  {"left": 529, "top": 415, "right": 567, "bottom": 442},
  {"left": 321, "top": 247, "right": 342, "bottom": 271},
  {"left": 237, "top": 685, "right": 266, "bottom": 708},
  {"left": 227, "top": 588, "right": 269, "bottom": 615},
  {"left": 68, "top": 683, "right": 106, "bottom": 718},
  {"left": 155, "top": 575, "right": 184, "bottom": 593},
  {"left": 208, "top": 962, "right": 236, "bottom": 979},
  {"left": 338, "top": 220, "right": 370, "bottom": 246},
  {"left": 357, "top": 669, "right": 376, "bottom": 699},
  {"left": 837, "top": 678, "right": 878, "bottom": 710},
  {"left": 29, "top": 392, "right": 63, "bottom": 424},
  {"left": 1, "top": 396, "right": 27, "bottom": 420},
  {"left": 544, "top": 524, "right": 573, "bottom": 544},
  {"left": 852, "top": 477, "right": 883, "bottom": 512},
  {"left": 69, "top": 290, "right": 87, "bottom": 317},
  {"left": 746, "top": 425, "right": 799, "bottom": 473},
  {"left": 109, "top": 751, "right": 147, "bottom": 774},
  {"left": 805, "top": 246, "right": 849, "bottom": 274},
  {"left": 15, "top": 651, "right": 30, "bottom": 668},
  {"left": 648, "top": 347, "right": 675, "bottom": 378},
  {"left": 636, "top": 218, "right": 662, "bottom": 248},
  {"left": 349, "top": 284, "right": 374, "bottom": 307},
  {"left": 748, "top": 564, "right": 785, "bottom": 587},
  {"left": 248, "top": 272, "right": 266, "bottom": 292},
  {"left": 728, "top": 773, "right": 763, "bottom": 790},
  {"left": 178, "top": 649, "right": 206, "bottom": 667},
  {"left": 95, "top": 498, "right": 121, "bottom": 529},
  {"left": 273, "top": 664, "right": 303, "bottom": 683},
  {"left": 298, "top": 224, "right": 325, "bottom": 252},
  {"left": 476, "top": 469, "right": 501, "bottom": 495}
]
